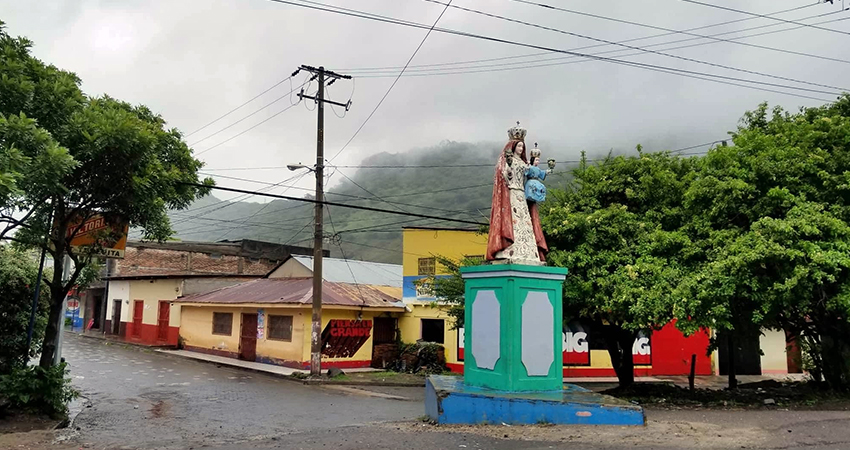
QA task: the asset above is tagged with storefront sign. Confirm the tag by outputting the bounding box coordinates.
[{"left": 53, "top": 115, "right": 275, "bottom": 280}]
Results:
[
  {"left": 66, "top": 214, "right": 129, "bottom": 259},
  {"left": 321, "top": 319, "right": 372, "bottom": 358}
]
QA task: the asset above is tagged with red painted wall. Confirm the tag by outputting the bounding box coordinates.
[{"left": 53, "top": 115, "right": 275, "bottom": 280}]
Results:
[
  {"left": 122, "top": 321, "right": 179, "bottom": 347},
  {"left": 649, "top": 322, "right": 712, "bottom": 376}
]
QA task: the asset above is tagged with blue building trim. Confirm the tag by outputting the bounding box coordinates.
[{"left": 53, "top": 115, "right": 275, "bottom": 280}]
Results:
[{"left": 403, "top": 275, "right": 450, "bottom": 299}]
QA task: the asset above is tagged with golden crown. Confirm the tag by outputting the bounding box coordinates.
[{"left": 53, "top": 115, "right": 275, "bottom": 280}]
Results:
[{"left": 508, "top": 121, "right": 527, "bottom": 141}]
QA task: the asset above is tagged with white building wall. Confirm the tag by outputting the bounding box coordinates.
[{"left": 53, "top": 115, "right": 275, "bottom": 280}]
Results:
[
  {"left": 105, "top": 280, "right": 131, "bottom": 322},
  {"left": 760, "top": 329, "right": 788, "bottom": 373}
]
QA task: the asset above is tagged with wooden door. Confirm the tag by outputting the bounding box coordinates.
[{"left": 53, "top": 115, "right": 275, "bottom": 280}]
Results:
[
  {"left": 112, "top": 300, "right": 122, "bottom": 335},
  {"left": 132, "top": 300, "right": 143, "bottom": 338},
  {"left": 157, "top": 301, "right": 170, "bottom": 342},
  {"left": 239, "top": 313, "right": 258, "bottom": 362},
  {"left": 373, "top": 318, "right": 397, "bottom": 345}
]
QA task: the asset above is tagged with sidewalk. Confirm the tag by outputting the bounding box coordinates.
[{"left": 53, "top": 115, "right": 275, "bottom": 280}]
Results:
[
  {"left": 156, "top": 348, "right": 380, "bottom": 378},
  {"left": 153, "top": 348, "right": 810, "bottom": 389},
  {"left": 569, "top": 374, "right": 809, "bottom": 392}
]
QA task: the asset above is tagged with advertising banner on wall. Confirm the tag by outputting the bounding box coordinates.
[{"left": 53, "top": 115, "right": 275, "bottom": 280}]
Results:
[
  {"left": 321, "top": 320, "right": 372, "bottom": 358},
  {"left": 257, "top": 309, "right": 265, "bottom": 339},
  {"left": 562, "top": 321, "right": 652, "bottom": 366},
  {"left": 455, "top": 322, "right": 652, "bottom": 366}
]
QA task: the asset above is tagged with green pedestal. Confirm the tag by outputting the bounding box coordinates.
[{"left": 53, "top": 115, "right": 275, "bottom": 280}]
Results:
[{"left": 460, "top": 264, "right": 568, "bottom": 392}]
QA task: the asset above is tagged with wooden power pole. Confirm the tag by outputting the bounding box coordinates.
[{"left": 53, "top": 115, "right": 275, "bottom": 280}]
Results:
[{"left": 296, "top": 65, "right": 351, "bottom": 377}]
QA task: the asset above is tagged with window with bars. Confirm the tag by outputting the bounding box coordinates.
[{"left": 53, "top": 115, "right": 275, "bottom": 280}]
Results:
[
  {"left": 418, "top": 257, "right": 436, "bottom": 276},
  {"left": 268, "top": 315, "right": 293, "bottom": 341},
  {"left": 212, "top": 312, "right": 232, "bottom": 336}
]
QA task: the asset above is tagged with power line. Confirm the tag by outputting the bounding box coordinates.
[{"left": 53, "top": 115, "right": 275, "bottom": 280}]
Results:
[
  {"left": 343, "top": 12, "right": 850, "bottom": 79},
  {"left": 201, "top": 140, "right": 726, "bottom": 173},
  {"left": 341, "top": 2, "right": 818, "bottom": 72},
  {"left": 190, "top": 79, "right": 309, "bottom": 147},
  {"left": 195, "top": 101, "right": 301, "bottom": 156},
  {"left": 336, "top": 170, "right": 412, "bottom": 214},
  {"left": 197, "top": 170, "right": 486, "bottom": 216},
  {"left": 326, "top": 0, "right": 454, "bottom": 163},
  {"left": 169, "top": 172, "right": 308, "bottom": 226},
  {"left": 679, "top": 0, "right": 850, "bottom": 36},
  {"left": 421, "top": 0, "right": 847, "bottom": 94},
  {"left": 507, "top": 0, "right": 850, "bottom": 65},
  {"left": 185, "top": 76, "right": 292, "bottom": 137},
  {"left": 265, "top": 0, "right": 840, "bottom": 102},
  {"left": 214, "top": 171, "right": 310, "bottom": 241},
  {"left": 325, "top": 205, "right": 367, "bottom": 308},
  {"left": 178, "top": 182, "right": 487, "bottom": 226}
]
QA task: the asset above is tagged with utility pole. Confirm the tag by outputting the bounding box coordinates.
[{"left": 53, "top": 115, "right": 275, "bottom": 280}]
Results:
[
  {"left": 296, "top": 65, "right": 351, "bottom": 377},
  {"left": 53, "top": 254, "right": 71, "bottom": 366}
]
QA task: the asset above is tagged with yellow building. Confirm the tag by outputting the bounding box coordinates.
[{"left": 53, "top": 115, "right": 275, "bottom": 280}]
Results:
[
  {"left": 401, "top": 227, "right": 488, "bottom": 372},
  {"left": 175, "top": 256, "right": 405, "bottom": 369}
]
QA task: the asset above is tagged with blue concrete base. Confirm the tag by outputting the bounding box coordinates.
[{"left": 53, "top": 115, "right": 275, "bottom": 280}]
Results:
[{"left": 425, "top": 375, "right": 644, "bottom": 426}]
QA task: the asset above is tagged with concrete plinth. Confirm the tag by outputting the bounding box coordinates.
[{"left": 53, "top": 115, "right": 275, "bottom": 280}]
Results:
[
  {"left": 461, "top": 264, "right": 568, "bottom": 392},
  {"left": 425, "top": 375, "right": 645, "bottom": 425}
]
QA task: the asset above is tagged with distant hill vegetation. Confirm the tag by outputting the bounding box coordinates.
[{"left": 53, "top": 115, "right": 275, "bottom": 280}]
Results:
[{"left": 164, "top": 140, "right": 649, "bottom": 263}]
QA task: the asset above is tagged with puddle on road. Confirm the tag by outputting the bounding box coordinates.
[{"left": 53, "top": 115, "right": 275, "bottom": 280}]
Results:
[{"left": 150, "top": 400, "right": 169, "bottom": 418}]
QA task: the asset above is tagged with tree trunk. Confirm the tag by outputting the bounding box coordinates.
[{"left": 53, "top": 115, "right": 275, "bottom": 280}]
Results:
[
  {"left": 602, "top": 324, "right": 637, "bottom": 388},
  {"left": 38, "top": 260, "right": 66, "bottom": 368}
]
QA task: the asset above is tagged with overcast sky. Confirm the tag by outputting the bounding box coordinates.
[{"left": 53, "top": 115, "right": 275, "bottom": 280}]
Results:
[{"left": 3, "top": 0, "right": 849, "bottom": 200}]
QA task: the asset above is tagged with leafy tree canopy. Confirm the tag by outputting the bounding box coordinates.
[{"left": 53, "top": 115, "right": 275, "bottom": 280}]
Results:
[{"left": 0, "top": 20, "right": 213, "bottom": 367}]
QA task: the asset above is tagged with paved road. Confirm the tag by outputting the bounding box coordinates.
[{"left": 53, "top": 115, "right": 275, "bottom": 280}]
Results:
[
  {"left": 64, "top": 334, "right": 423, "bottom": 449},
  {"left": 59, "top": 333, "right": 850, "bottom": 450}
]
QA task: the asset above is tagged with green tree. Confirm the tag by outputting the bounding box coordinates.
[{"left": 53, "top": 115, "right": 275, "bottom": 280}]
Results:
[
  {"left": 542, "top": 150, "right": 699, "bottom": 387},
  {"left": 678, "top": 96, "right": 850, "bottom": 390},
  {"left": 0, "top": 246, "right": 49, "bottom": 374},
  {"left": 0, "top": 22, "right": 213, "bottom": 367}
]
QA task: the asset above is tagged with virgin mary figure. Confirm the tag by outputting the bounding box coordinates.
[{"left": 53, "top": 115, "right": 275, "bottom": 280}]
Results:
[{"left": 486, "top": 123, "right": 548, "bottom": 264}]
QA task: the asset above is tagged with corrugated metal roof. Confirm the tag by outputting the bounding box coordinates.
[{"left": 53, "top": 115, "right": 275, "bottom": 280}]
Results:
[
  {"left": 175, "top": 278, "right": 404, "bottom": 309},
  {"left": 291, "top": 256, "right": 402, "bottom": 287}
]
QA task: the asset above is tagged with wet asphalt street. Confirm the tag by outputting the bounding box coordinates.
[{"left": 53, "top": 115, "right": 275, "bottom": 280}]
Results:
[
  {"left": 60, "top": 333, "right": 850, "bottom": 450},
  {"left": 64, "top": 334, "right": 424, "bottom": 449}
]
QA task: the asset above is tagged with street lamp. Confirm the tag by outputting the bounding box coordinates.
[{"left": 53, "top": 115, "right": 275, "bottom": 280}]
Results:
[
  {"left": 287, "top": 163, "right": 314, "bottom": 172},
  {"left": 288, "top": 160, "right": 324, "bottom": 377}
]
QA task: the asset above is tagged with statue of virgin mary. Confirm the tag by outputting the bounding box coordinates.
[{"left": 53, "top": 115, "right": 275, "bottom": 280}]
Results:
[{"left": 485, "top": 123, "right": 548, "bottom": 265}]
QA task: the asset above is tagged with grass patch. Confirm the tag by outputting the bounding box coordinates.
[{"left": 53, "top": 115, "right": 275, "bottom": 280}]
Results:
[{"left": 330, "top": 371, "right": 426, "bottom": 385}]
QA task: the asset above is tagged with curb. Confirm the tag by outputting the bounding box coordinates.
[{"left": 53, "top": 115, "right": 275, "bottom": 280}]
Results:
[
  {"left": 156, "top": 350, "right": 426, "bottom": 387},
  {"left": 154, "top": 350, "right": 307, "bottom": 385},
  {"left": 299, "top": 378, "right": 426, "bottom": 387},
  {"left": 74, "top": 332, "right": 173, "bottom": 352}
]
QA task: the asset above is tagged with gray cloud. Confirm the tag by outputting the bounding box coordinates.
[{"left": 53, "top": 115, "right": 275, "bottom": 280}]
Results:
[{"left": 3, "top": 0, "right": 848, "bottom": 200}]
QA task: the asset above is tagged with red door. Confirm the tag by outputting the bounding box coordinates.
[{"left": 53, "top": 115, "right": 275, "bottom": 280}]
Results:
[
  {"left": 239, "top": 313, "right": 258, "bottom": 362},
  {"left": 132, "top": 300, "right": 144, "bottom": 338},
  {"left": 157, "top": 301, "right": 170, "bottom": 342}
]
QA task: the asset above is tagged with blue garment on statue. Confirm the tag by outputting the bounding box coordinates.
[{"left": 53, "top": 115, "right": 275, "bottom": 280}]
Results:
[{"left": 525, "top": 165, "right": 547, "bottom": 203}]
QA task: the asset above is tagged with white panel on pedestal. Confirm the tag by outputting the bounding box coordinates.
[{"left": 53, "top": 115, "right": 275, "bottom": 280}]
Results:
[
  {"left": 471, "top": 290, "right": 500, "bottom": 370},
  {"left": 521, "top": 291, "right": 554, "bottom": 376}
]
